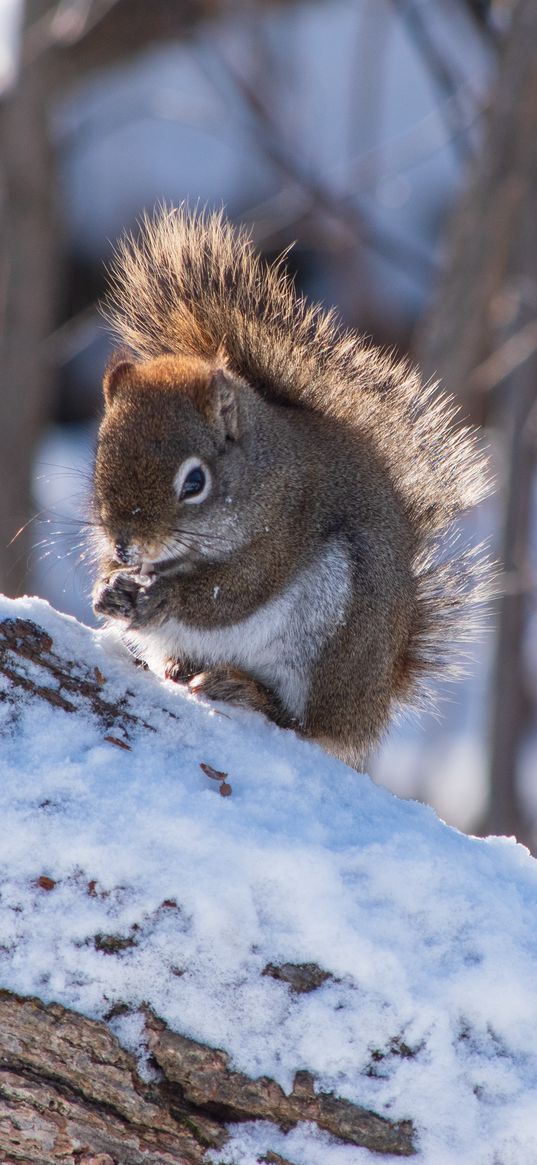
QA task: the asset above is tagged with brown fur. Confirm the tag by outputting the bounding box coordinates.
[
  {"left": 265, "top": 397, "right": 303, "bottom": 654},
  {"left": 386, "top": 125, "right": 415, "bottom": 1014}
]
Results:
[
  {"left": 92, "top": 207, "right": 492, "bottom": 768},
  {"left": 189, "top": 667, "right": 285, "bottom": 721}
]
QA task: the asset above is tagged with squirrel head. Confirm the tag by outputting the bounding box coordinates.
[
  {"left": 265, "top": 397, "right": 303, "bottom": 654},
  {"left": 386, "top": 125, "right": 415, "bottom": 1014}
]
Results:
[{"left": 93, "top": 352, "right": 255, "bottom": 575}]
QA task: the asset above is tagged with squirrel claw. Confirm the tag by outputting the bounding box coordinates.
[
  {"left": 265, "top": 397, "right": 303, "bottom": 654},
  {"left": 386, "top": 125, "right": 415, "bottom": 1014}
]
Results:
[{"left": 164, "top": 657, "right": 195, "bottom": 684}]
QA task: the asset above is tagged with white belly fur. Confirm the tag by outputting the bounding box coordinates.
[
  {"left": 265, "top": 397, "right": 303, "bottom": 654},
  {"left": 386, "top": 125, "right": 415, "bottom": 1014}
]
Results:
[{"left": 137, "top": 542, "right": 351, "bottom": 722}]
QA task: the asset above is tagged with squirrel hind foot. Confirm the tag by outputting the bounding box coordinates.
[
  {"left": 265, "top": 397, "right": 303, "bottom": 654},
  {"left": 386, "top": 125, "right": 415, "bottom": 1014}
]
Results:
[{"left": 187, "top": 664, "right": 289, "bottom": 725}]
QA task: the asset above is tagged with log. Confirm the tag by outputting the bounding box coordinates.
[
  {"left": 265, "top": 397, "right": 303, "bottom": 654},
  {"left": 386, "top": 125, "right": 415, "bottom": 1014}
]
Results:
[
  {"left": 0, "top": 608, "right": 415, "bottom": 1162},
  {"left": 0, "top": 989, "right": 414, "bottom": 1162}
]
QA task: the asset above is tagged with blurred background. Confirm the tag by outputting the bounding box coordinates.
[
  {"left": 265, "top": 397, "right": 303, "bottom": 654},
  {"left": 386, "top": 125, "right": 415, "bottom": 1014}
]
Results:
[{"left": 1, "top": 0, "right": 536, "bottom": 847}]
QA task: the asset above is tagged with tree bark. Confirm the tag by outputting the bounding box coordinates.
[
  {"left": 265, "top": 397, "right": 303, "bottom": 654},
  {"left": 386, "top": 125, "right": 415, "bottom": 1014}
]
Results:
[{"left": 0, "top": 991, "right": 415, "bottom": 1163}]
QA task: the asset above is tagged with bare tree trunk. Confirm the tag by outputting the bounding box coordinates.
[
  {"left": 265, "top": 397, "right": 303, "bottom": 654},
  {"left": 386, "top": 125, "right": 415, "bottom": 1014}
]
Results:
[
  {"left": 416, "top": 0, "right": 537, "bottom": 845},
  {"left": 0, "top": 0, "right": 61, "bottom": 596},
  {"left": 485, "top": 350, "right": 536, "bottom": 843}
]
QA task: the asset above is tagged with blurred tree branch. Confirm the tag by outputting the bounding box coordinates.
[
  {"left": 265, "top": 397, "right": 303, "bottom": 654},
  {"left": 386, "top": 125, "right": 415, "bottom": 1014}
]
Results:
[
  {"left": 24, "top": 0, "right": 221, "bottom": 75},
  {"left": 388, "top": 0, "right": 485, "bottom": 163},
  {"left": 208, "top": 35, "right": 437, "bottom": 301}
]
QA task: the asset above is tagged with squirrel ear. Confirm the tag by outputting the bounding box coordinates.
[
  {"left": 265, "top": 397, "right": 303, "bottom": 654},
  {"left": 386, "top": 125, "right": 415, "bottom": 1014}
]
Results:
[
  {"left": 212, "top": 367, "right": 240, "bottom": 441},
  {"left": 103, "top": 356, "right": 134, "bottom": 407}
]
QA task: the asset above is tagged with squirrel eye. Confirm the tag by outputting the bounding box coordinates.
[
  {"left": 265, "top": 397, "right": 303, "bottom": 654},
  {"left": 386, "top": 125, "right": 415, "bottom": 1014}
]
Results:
[
  {"left": 182, "top": 466, "right": 205, "bottom": 497},
  {"left": 174, "top": 457, "right": 212, "bottom": 504}
]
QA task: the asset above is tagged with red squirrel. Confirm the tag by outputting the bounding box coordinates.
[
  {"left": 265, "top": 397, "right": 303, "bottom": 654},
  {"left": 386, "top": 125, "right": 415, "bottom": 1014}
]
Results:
[{"left": 92, "top": 208, "right": 491, "bottom": 769}]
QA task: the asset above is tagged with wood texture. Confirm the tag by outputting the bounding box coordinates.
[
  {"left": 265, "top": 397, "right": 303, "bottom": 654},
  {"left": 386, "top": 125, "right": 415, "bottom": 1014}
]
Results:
[{"left": 0, "top": 985, "right": 415, "bottom": 1162}]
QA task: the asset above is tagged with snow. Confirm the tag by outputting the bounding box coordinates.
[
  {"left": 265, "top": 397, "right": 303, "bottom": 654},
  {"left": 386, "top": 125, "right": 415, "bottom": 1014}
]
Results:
[{"left": 2, "top": 594, "right": 537, "bottom": 1164}]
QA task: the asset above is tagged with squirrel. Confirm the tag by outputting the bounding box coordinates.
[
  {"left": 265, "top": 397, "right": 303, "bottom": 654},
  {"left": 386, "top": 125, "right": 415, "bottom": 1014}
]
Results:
[{"left": 92, "top": 207, "right": 491, "bottom": 770}]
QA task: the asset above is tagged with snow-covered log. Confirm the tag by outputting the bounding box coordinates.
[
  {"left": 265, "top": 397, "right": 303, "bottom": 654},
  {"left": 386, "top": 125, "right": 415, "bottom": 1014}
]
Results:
[{"left": 1, "top": 596, "right": 537, "bottom": 1164}]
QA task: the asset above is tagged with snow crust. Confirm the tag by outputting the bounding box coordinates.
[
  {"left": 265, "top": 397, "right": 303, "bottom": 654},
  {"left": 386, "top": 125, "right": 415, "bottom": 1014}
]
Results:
[{"left": 1, "top": 595, "right": 537, "bottom": 1164}]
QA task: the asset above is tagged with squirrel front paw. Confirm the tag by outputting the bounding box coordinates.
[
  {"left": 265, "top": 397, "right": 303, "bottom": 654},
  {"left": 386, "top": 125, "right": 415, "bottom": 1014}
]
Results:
[
  {"left": 188, "top": 665, "right": 282, "bottom": 720},
  {"left": 92, "top": 570, "right": 141, "bottom": 619}
]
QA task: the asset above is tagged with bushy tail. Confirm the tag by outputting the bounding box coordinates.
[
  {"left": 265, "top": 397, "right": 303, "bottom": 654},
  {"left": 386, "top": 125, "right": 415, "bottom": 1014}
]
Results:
[{"left": 104, "top": 205, "right": 494, "bottom": 703}]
